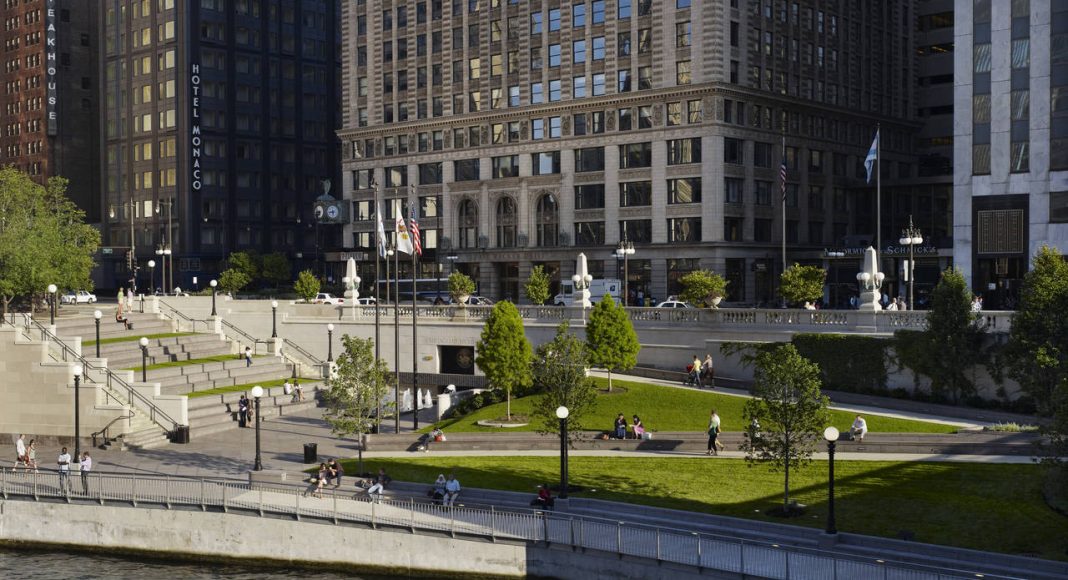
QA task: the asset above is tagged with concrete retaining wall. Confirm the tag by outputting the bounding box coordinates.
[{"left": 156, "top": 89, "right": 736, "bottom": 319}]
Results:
[{"left": 0, "top": 500, "right": 715, "bottom": 579}]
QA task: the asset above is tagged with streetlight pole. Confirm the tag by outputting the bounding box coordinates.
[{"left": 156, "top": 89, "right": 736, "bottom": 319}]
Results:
[
  {"left": 271, "top": 300, "right": 279, "bottom": 338},
  {"left": 326, "top": 323, "right": 334, "bottom": 362},
  {"left": 93, "top": 310, "right": 102, "bottom": 358},
  {"left": 251, "top": 385, "right": 264, "bottom": 471},
  {"left": 556, "top": 406, "right": 570, "bottom": 499},
  {"left": 899, "top": 215, "right": 923, "bottom": 310},
  {"left": 615, "top": 239, "right": 634, "bottom": 305},
  {"left": 139, "top": 337, "right": 150, "bottom": 382},
  {"left": 47, "top": 284, "right": 57, "bottom": 325},
  {"left": 73, "top": 364, "right": 83, "bottom": 461},
  {"left": 210, "top": 279, "right": 218, "bottom": 316},
  {"left": 823, "top": 426, "right": 839, "bottom": 535},
  {"left": 148, "top": 259, "right": 156, "bottom": 294}
]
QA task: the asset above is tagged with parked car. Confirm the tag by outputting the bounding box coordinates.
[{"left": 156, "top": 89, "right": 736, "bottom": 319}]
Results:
[
  {"left": 61, "top": 290, "right": 97, "bottom": 304},
  {"left": 655, "top": 300, "right": 692, "bottom": 309},
  {"left": 313, "top": 293, "right": 344, "bottom": 305},
  {"left": 355, "top": 297, "right": 377, "bottom": 305},
  {"left": 450, "top": 295, "right": 494, "bottom": 306}
]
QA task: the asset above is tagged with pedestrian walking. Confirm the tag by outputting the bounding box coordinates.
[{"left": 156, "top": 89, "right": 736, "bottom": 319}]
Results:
[
  {"left": 13, "top": 434, "right": 27, "bottom": 472},
  {"left": 238, "top": 395, "right": 249, "bottom": 428},
  {"left": 79, "top": 452, "right": 92, "bottom": 494},
  {"left": 707, "top": 410, "right": 723, "bottom": 456},
  {"left": 26, "top": 439, "right": 38, "bottom": 472},
  {"left": 244, "top": 346, "right": 253, "bottom": 367},
  {"left": 126, "top": 287, "right": 134, "bottom": 309},
  {"left": 701, "top": 353, "right": 715, "bottom": 387},
  {"left": 57, "top": 447, "right": 72, "bottom": 492}
]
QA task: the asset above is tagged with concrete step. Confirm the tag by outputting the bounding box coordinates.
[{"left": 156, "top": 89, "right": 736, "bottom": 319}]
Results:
[
  {"left": 97, "top": 333, "right": 220, "bottom": 355},
  {"left": 188, "top": 398, "right": 321, "bottom": 438}
]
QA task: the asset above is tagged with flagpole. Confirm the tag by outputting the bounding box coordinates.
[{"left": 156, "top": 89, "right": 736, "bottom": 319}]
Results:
[
  {"left": 781, "top": 133, "right": 787, "bottom": 282},
  {"left": 373, "top": 185, "right": 381, "bottom": 433},
  {"left": 394, "top": 240, "right": 401, "bottom": 433},
  {"left": 412, "top": 245, "right": 419, "bottom": 431},
  {"left": 876, "top": 123, "right": 882, "bottom": 258}
]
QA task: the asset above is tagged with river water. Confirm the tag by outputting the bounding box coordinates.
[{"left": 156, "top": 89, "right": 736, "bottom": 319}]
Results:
[{"left": 0, "top": 546, "right": 386, "bottom": 579}]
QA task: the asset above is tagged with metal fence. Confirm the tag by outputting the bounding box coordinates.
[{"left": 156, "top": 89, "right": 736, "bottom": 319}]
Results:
[{"left": 0, "top": 470, "right": 1024, "bottom": 580}]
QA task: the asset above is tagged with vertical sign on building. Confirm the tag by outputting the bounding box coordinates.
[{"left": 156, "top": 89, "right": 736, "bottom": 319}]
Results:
[
  {"left": 45, "top": 0, "right": 58, "bottom": 136},
  {"left": 190, "top": 63, "right": 202, "bottom": 191}
]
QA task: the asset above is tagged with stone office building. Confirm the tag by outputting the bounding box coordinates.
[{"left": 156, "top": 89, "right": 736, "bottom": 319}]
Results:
[
  {"left": 339, "top": 0, "right": 917, "bottom": 305},
  {"left": 1, "top": 0, "right": 100, "bottom": 220},
  {"left": 99, "top": 0, "right": 340, "bottom": 290}
]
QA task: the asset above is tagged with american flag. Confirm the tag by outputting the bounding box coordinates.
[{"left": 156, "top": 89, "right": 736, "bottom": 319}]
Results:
[
  {"left": 409, "top": 208, "right": 422, "bottom": 256},
  {"left": 780, "top": 138, "right": 788, "bottom": 202}
]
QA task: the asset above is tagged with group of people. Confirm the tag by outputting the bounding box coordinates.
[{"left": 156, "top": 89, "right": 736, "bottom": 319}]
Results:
[
  {"left": 13, "top": 435, "right": 92, "bottom": 494},
  {"left": 971, "top": 295, "right": 984, "bottom": 313},
  {"left": 612, "top": 413, "right": 646, "bottom": 439},
  {"left": 237, "top": 395, "right": 256, "bottom": 428},
  {"left": 427, "top": 472, "right": 462, "bottom": 506},
  {"left": 686, "top": 354, "right": 715, "bottom": 387},
  {"left": 309, "top": 459, "right": 346, "bottom": 498},
  {"left": 282, "top": 379, "right": 305, "bottom": 402}
]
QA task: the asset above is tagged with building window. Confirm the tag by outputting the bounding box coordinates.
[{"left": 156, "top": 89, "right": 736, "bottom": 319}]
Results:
[
  {"left": 676, "top": 22, "right": 691, "bottom": 47},
  {"left": 754, "top": 181, "right": 771, "bottom": 206},
  {"left": 754, "top": 218, "right": 772, "bottom": 242},
  {"left": 573, "top": 39, "right": 586, "bottom": 63},
  {"left": 620, "top": 220, "right": 652, "bottom": 243},
  {"left": 1010, "top": 142, "right": 1029, "bottom": 173},
  {"left": 725, "top": 178, "right": 743, "bottom": 204},
  {"left": 533, "top": 151, "right": 561, "bottom": 175},
  {"left": 454, "top": 158, "right": 480, "bottom": 181},
  {"left": 1051, "top": 191, "right": 1068, "bottom": 223},
  {"left": 549, "top": 79, "right": 562, "bottom": 101},
  {"left": 688, "top": 99, "right": 703, "bottom": 123},
  {"left": 496, "top": 197, "right": 517, "bottom": 248},
  {"left": 724, "top": 138, "right": 743, "bottom": 164},
  {"left": 973, "top": 144, "right": 991, "bottom": 175},
  {"left": 724, "top": 217, "right": 742, "bottom": 241},
  {"left": 536, "top": 194, "right": 559, "bottom": 247},
  {"left": 575, "top": 184, "right": 605, "bottom": 209},
  {"left": 574, "top": 76, "right": 587, "bottom": 98},
  {"left": 575, "top": 221, "right": 605, "bottom": 245},
  {"left": 974, "top": 43, "right": 991, "bottom": 73},
  {"left": 458, "top": 199, "right": 479, "bottom": 249},
  {"left": 668, "top": 218, "right": 701, "bottom": 243},
  {"left": 667, "top": 138, "right": 701, "bottom": 165},
  {"left": 492, "top": 155, "right": 519, "bottom": 178},
  {"left": 620, "top": 181, "right": 652, "bottom": 207},
  {"left": 419, "top": 162, "right": 443, "bottom": 184},
  {"left": 549, "top": 43, "right": 561, "bottom": 67},
  {"left": 1011, "top": 39, "right": 1029, "bottom": 69},
  {"left": 592, "top": 73, "right": 606, "bottom": 95},
  {"left": 676, "top": 60, "right": 691, "bottom": 85},
  {"left": 754, "top": 142, "right": 772, "bottom": 167},
  {"left": 619, "top": 142, "right": 652, "bottom": 168},
  {"left": 667, "top": 102, "right": 682, "bottom": 126},
  {"left": 668, "top": 178, "right": 701, "bottom": 204},
  {"left": 1010, "top": 90, "right": 1029, "bottom": 120},
  {"left": 575, "top": 147, "right": 605, "bottom": 172}
]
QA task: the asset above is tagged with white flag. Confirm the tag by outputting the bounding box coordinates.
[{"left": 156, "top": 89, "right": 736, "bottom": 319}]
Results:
[
  {"left": 864, "top": 129, "right": 879, "bottom": 184},
  {"left": 375, "top": 201, "right": 387, "bottom": 258},
  {"left": 395, "top": 215, "right": 414, "bottom": 254}
]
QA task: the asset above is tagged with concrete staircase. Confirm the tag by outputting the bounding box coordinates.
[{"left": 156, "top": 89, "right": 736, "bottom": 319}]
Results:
[
  {"left": 56, "top": 311, "right": 174, "bottom": 342},
  {"left": 99, "top": 410, "right": 171, "bottom": 451},
  {"left": 150, "top": 358, "right": 295, "bottom": 395},
  {"left": 103, "top": 334, "right": 232, "bottom": 369},
  {"left": 187, "top": 383, "right": 322, "bottom": 437}
]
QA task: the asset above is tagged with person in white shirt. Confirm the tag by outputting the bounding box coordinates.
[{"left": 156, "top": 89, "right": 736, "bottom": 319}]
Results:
[
  {"left": 850, "top": 415, "right": 869, "bottom": 442},
  {"left": 14, "top": 434, "right": 27, "bottom": 472},
  {"left": 79, "top": 452, "right": 92, "bottom": 494},
  {"left": 57, "top": 447, "right": 72, "bottom": 491},
  {"left": 886, "top": 298, "right": 898, "bottom": 311},
  {"left": 283, "top": 380, "right": 293, "bottom": 396},
  {"left": 444, "top": 473, "right": 462, "bottom": 506}
]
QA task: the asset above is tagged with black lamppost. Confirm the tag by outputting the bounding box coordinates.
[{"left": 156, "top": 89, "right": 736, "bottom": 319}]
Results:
[
  {"left": 148, "top": 259, "right": 156, "bottom": 294},
  {"left": 251, "top": 385, "right": 264, "bottom": 471},
  {"left": 93, "top": 310, "right": 102, "bottom": 358},
  {"left": 823, "top": 426, "right": 839, "bottom": 535},
  {"left": 899, "top": 215, "right": 923, "bottom": 310},
  {"left": 47, "top": 283, "right": 57, "bottom": 325},
  {"left": 209, "top": 279, "right": 218, "bottom": 316},
  {"left": 271, "top": 300, "right": 279, "bottom": 338},
  {"left": 446, "top": 254, "right": 459, "bottom": 275},
  {"left": 73, "top": 364, "right": 83, "bottom": 461},
  {"left": 556, "top": 406, "right": 570, "bottom": 499},
  {"left": 326, "top": 323, "right": 334, "bottom": 362},
  {"left": 139, "top": 337, "right": 149, "bottom": 382},
  {"left": 615, "top": 240, "right": 634, "bottom": 305}
]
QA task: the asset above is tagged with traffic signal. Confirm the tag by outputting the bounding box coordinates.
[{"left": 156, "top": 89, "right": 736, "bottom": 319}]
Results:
[{"left": 126, "top": 250, "right": 133, "bottom": 271}]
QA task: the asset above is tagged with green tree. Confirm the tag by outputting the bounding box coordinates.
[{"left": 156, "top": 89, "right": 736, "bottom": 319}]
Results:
[
  {"left": 739, "top": 343, "right": 830, "bottom": 513},
  {"left": 0, "top": 170, "right": 99, "bottom": 317},
  {"left": 679, "top": 269, "right": 728, "bottom": 307},
  {"left": 524, "top": 265, "right": 551, "bottom": 305},
  {"left": 217, "top": 268, "right": 251, "bottom": 295},
  {"left": 260, "top": 253, "right": 291, "bottom": 289},
  {"left": 532, "top": 322, "right": 597, "bottom": 443},
  {"left": 475, "top": 301, "right": 533, "bottom": 419},
  {"left": 779, "top": 264, "right": 827, "bottom": 306},
  {"left": 586, "top": 295, "right": 640, "bottom": 392},
  {"left": 1005, "top": 245, "right": 1068, "bottom": 417},
  {"left": 921, "top": 268, "right": 983, "bottom": 403},
  {"left": 322, "top": 335, "right": 393, "bottom": 474},
  {"left": 293, "top": 269, "right": 321, "bottom": 303},
  {"left": 448, "top": 271, "right": 476, "bottom": 303},
  {"left": 228, "top": 251, "right": 260, "bottom": 286}
]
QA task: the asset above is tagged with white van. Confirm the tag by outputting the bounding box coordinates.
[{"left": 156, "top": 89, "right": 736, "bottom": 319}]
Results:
[{"left": 553, "top": 278, "right": 622, "bottom": 306}]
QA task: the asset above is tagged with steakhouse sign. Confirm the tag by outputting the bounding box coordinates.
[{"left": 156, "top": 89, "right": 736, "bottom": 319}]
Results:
[{"left": 45, "top": 0, "right": 57, "bottom": 136}]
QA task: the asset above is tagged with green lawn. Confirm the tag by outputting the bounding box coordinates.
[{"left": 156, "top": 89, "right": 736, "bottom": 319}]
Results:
[
  {"left": 187, "top": 376, "right": 317, "bottom": 398},
  {"left": 339, "top": 456, "right": 1068, "bottom": 561},
  {"left": 84, "top": 332, "right": 196, "bottom": 346},
  {"left": 124, "top": 353, "right": 264, "bottom": 372},
  {"left": 427, "top": 378, "right": 957, "bottom": 435}
]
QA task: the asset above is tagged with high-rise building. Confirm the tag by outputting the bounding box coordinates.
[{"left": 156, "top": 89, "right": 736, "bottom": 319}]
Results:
[
  {"left": 953, "top": 0, "right": 1064, "bottom": 309},
  {"left": 1, "top": 0, "right": 100, "bottom": 220},
  {"left": 99, "top": 0, "right": 340, "bottom": 291},
  {"left": 339, "top": 0, "right": 918, "bottom": 305}
]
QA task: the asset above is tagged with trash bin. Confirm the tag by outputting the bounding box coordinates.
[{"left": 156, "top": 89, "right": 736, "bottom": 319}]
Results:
[
  {"left": 170, "top": 425, "right": 190, "bottom": 444},
  {"left": 303, "top": 443, "right": 318, "bottom": 464}
]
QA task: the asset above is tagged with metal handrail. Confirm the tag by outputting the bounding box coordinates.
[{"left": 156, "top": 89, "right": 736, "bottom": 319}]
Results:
[
  {"left": 24, "top": 317, "right": 183, "bottom": 435},
  {"left": 219, "top": 319, "right": 270, "bottom": 352},
  {"left": 158, "top": 300, "right": 212, "bottom": 333},
  {"left": 91, "top": 414, "right": 133, "bottom": 448},
  {"left": 280, "top": 337, "right": 324, "bottom": 367},
  {"left": 0, "top": 470, "right": 1032, "bottom": 580}
]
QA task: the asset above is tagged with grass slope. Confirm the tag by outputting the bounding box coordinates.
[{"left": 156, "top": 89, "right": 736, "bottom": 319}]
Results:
[
  {"left": 124, "top": 353, "right": 265, "bottom": 372},
  {"left": 340, "top": 456, "right": 1068, "bottom": 561},
  {"left": 428, "top": 378, "right": 957, "bottom": 434},
  {"left": 83, "top": 332, "right": 196, "bottom": 346},
  {"left": 187, "top": 377, "right": 316, "bottom": 398}
]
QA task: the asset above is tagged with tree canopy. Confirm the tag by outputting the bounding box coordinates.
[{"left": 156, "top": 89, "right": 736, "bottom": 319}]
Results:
[
  {"left": 679, "top": 270, "right": 728, "bottom": 307},
  {"left": 475, "top": 301, "right": 533, "bottom": 419},
  {"left": 448, "top": 271, "right": 476, "bottom": 302},
  {"left": 779, "top": 264, "right": 826, "bottom": 306},
  {"left": 586, "top": 295, "right": 640, "bottom": 391},
  {"left": 524, "top": 265, "right": 551, "bottom": 305},
  {"left": 0, "top": 169, "right": 100, "bottom": 316},
  {"left": 260, "top": 252, "right": 291, "bottom": 288},
  {"left": 294, "top": 269, "right": 321, "bottom": 302},
  {"left": 532, "top": 322, "right": 598, "bottom": 443},
  {"left": 921, "top": 267, "right": 983, "bottom": 403}
]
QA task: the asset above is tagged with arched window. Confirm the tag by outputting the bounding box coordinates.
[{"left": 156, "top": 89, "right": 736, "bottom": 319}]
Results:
[
  {"left": 535, "top": 194, "right": 559, "bottom": 247},
  {"left": 496, "top": 197, "right": 517, "bottom": 248},
  {"left": 458, "top": 199, "right": 478, "bottom": 249}
]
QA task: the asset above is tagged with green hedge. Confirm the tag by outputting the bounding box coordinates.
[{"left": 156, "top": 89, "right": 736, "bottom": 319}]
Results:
[{"left": 790, "top": 333, "right": 889, "bottom": 394}]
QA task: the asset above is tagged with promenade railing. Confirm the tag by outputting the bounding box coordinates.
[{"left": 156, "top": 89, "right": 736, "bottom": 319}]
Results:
[{"left": 0, "top": 469, "right": 1026, "bottom": 580}]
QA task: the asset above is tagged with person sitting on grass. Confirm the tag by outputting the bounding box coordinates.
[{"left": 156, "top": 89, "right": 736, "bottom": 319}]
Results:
[
  {"left": 530, "top": 484, "right": 554, "bottom": 510},
  {"left": 850, "top": 415, "right": 868, "bottom": 442}
]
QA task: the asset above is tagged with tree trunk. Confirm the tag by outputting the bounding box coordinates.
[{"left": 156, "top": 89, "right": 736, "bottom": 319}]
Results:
[
  {"left": 783, "top": 449, "right": 791, "bottom": 511},
  {"left": 506, "top": 390, "right": 512, "bottom": 420},
  {"left": 607, "top": 369, "right": 613, "bottom": 392},
  {"left": 358, "top": 444, "right": 364, "bottom": 475}
]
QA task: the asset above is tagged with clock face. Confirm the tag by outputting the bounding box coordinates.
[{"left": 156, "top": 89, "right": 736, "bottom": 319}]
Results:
[
  {"left": 326, "top": 204, "right": 340, "bottom": 219},
  {"left": 314, "top": 205, "right": 325, "bottom": 219}
]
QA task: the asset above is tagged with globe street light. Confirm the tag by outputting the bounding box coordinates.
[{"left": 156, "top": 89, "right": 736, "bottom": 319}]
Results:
[
  {"left": 899, "top": 215, "right": 923, "bottom": 311},
  {"left": 73, "top": 364, "right": 83, "bottom": 461},
  {"left": 209, "top": 279, "right": 218, "bottom": 316},
  {"left": 47, "top": 283, "right": 57, "bottom": 325},
  {"left": 93, "top": 310, "right": 102, "bottom": 358},
  {"left": 326, "top": 323, "right": 335, "bottom": 362},
  {"left": 139, "top": 337, "right": 150, "bottom": 382},
  {"left": 823, "top": 426, "right": 840, "bottom": 535},
  {"left": 271, "top": 300, "right": 279, "bottom": 338},
  {"left": 148, "top": 259, "right": 156, "bottom": 294},
  {"left": 556, "top": 406, "right": 570, "bottom": 499},
  {"left": 615, "top": 239, "right": 635, "bottom": 305},
  {"left": 251, "top": 385, "right": 264, "bottom": 471}
]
